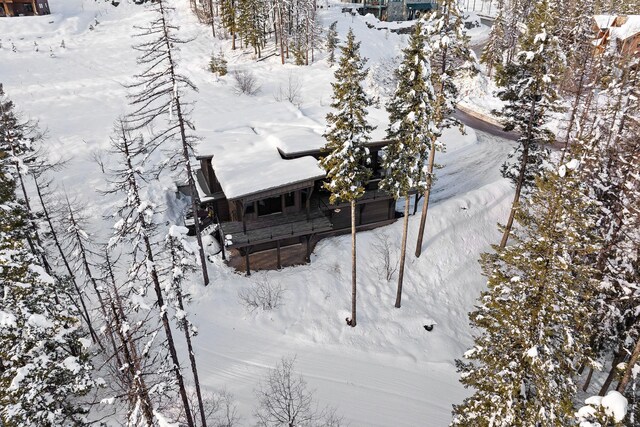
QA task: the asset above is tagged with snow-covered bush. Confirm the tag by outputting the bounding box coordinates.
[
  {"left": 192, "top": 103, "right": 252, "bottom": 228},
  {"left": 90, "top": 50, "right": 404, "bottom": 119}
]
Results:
[
  {"left": 232, "top": 69, "right": 261, "bottom": 96},
  {"left": 576, "top": 391, "right": 628, "bottom": 426},
  {"left": 209, "top": 50, "right": 228, "bottom": 76}
]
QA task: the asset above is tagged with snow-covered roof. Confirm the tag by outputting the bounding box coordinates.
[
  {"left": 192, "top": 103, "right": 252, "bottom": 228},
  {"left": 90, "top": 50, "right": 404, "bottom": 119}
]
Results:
[
  {"left": 594, "top": 15, "right": 640, "bottom": 40},
  {"left": 594, "top": 15, "right": 616, "bottom": 30},
  {"left": 196, "top": 126, "right": 326, "bottom": 200}
]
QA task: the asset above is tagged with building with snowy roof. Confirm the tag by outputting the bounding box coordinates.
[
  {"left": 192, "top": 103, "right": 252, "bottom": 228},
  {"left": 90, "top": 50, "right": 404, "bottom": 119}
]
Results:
[
  {"left": 191, "top": 124, "right": 399, "bottom": 273},
  {"left": 593, "top": 15, "right": 640, "bottom": 58},
  {"left": 0, "top": 0, "right": 50, "bottom": 17}
]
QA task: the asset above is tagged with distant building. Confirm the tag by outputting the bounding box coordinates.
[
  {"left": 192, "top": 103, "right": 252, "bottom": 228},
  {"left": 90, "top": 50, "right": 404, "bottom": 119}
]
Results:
[
  {"left": 593, "top": 15, "right": 640, "bottom": 58},
  {"left": 356, "top": 0, "right": 437, "bottom": 21},
  {"left": 0, "top": 0, "right": 50, "bottom": 17}
]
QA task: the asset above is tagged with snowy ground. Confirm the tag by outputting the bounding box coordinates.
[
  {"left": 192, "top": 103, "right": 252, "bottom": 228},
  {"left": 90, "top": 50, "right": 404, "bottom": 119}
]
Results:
[{"left": 0, "top": 1, "right": 515, "bottom": 425}]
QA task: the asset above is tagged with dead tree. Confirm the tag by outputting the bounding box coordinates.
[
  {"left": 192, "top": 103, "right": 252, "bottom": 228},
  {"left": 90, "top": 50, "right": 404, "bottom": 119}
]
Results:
[
  {"left": 105, "top": 120, "right": 197, "bottom": 427},
  {"left": 29, "top": 155, "right": 100, "bottom": 344},
  {"left": 127, "top": 0, "right": 209, "bottom": 287}
]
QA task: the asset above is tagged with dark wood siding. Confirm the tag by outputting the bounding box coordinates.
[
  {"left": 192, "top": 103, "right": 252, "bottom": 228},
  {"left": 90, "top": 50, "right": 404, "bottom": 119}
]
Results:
[
  {"left": 360, "top": 199, "right": 393, "bottom": 225},
  {"left": 215, "top": 198, "right": 231, "bottom": 222}
]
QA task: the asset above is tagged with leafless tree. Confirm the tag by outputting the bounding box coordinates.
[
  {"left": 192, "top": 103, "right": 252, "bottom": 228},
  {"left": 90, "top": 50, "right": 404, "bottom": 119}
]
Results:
[
  {"left": 371, "top": 233, "right": 399, "bottom": 282},
  {"left": 104, "top": 119, "right": 199, "bottom": 427},
  {"left": 127, "top": 0, "right": 210, "bottom": 287},
  {"left": 254, "top": 356, "right": 343, "bottom": 427},
  {"left": 273, "top": 72, "right": 302, "bottom": 107}
]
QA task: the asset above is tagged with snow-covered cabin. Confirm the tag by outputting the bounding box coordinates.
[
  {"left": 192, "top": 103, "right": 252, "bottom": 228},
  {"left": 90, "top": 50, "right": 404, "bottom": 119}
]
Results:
[
  {"left": 0, "top": 0, "right": 50, "bottom": 16},
  {"left": 593, "top": 15, "right": 640, "bottom": 58},
  {"left": 192, "top": 125, "right": 397, "bottom": 273}
]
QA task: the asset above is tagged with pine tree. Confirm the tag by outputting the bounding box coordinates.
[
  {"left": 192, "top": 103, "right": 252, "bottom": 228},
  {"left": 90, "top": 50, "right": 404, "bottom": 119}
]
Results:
[
  {"left": 480, "top": 0, "right": 506, "bottom": 77},
  {"left": 0, "top": 151, "right": 96, "bottom": 426},
  {"left": 237, "top": 0, "right": 264, "bottom": 57},
  {"left": 452, "top": 158, "right": 600, "bottom": 426},
  {"left": 326, "top": 21, "right": 338, "bottom": 67},
  {"left": 381, "top": 22, "right": 435, "bottom": 308},
  {"left": 0, "top": 85, "right": 51, "bottom": 272},
  {"left": 220, "top": 0, "right": 237, "bottom": 50},
  {"left": 320, "top": 29, "right": 374, "bottom": 328},
  {"left": 578, "top": 51, "right": 640, "bottom": 399},
  {"left": 414, "top": 0, "right": 475, "bottom": 257},
  {"left": 494, "top": 0, "right": 564, "bottom": 248}
]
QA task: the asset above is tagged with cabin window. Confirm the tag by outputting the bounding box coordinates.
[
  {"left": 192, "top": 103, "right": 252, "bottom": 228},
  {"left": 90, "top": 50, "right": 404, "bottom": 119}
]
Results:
[
  {"left": 258, "top": 197, "right": 282, "bottom": 216},
  {"left": 245, "top": 202, "right": 255, "bottom": 215},
  {"left": 284, "top": 192, "right": 295, "bottom": 208}
]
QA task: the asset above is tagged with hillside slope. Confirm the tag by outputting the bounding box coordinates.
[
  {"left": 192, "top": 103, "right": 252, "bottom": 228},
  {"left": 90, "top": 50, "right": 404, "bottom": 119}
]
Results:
[{"left": 0, "top": 1, "right": 514, "bottom": 425}]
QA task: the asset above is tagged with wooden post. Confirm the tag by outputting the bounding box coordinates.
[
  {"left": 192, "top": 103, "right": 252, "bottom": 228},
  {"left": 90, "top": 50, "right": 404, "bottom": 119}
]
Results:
[
  {"left": 305, "top": 236, "right": 311, "bottom": 263},
  {"left": 219, "top": 226, "right": 226, "bottom": 261},
  {"left": 31, "top": 0, "right": 37, "bottom": 15},
  {"left": 242, "top": 200, "right": 247, "bottom": 233},
  {"left": 276, "top": 240, "right": 282, "bottom": 270},
  {"left": 244, "top": 247, "right": 251, "bottom": 276},
  {"left": 305, "top": 186, "right": 314, "bottom": 219}
]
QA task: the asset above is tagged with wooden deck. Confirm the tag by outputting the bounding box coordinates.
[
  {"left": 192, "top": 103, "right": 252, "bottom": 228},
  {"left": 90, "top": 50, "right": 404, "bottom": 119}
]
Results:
[
  {"left": 226, "top": 243, "right": 312, "bottom": 272},
  {"left": 220, "top": 210, "right": 332, "bottom": 249}
]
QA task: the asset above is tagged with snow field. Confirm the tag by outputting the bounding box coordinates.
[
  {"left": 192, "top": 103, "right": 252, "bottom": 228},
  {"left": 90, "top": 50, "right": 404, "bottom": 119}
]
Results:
[{"left": 1, "top": 1, "right": 515, "bottom": 425}]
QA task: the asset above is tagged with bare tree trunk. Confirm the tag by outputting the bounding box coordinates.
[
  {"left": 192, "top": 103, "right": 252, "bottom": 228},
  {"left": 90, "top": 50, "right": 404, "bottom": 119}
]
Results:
[
  {"left": 117, "top": 124, "right": 196, "bottom": 427},
  {"left": 582, "top": 366, "right": 594, "bottom": 392},
  {"left": 415, "top": 138, "right": 437, "bottom": 258},
  {"left": 277, "top": 6, "right": 285, "bottom": 65},
  {"left": 146, "top": 247, "right": 195, "bottom": 427},
  {"left": 600, "top": 343, "right": 626, "bottom": 396},
  {"left": 395, "top": 196, "right": 410, "bottom": 308},
  {"left": 209, "top": 0, "right": 216, "bottom": 38},
  {"left": 104, "top": 253, "right": 155, "bottom": 425},
  {"left": 617, "top": 337, "right": 640, "bottom": 393},
  {"left": 33, "top": 175, "right": 99, "bottom": 344},
  {"left": 157, "top": 0, "right": 210, "bottom": 286},
  {"left": 499, "top": 142, "right": 529, "bottom": 249},
  {"left": 10, "top": 143, "right": 52, "bottom": 273},
  {"left": 168, "top": 240, "right": 208, "bottom": 427},
  {"left": 350, "top": 200, "right": 357, "bottom": 327},
  {"left": 64, "top": 199, "right": 115, "bottom": 354}
]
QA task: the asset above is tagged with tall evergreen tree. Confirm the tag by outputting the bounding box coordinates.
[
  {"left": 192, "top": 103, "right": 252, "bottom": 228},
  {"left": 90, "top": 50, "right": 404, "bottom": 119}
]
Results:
[
  {"left": 326, "top": 21, "right": 338, "bottom": 67},
  {"left": 0, "top": 151, "right": 96, "bottom": 426},
  {"left": 414, "top": 0, "right": 475, "bottom": 257},
  {"left": 381, "top": 22, "right": 435, "bottom": 308},
  {"left": 220, "top": 0, "right": 238, "bottom": 50},
  {"left": 237, "top": 0, "right": 264, "bottom": 57},
  {"left": 320, "top": 29, "right": 374, "bottom": 328},
  {"left": 452, "top": 158, "right": 600, "bottom": 426},
  {"left": 494, "top": 0, "right": 564, "bottom": 248},
  {"left": 480, "top": 0, "right": 506, "bottom": 77},
  {"left": 0, "top": 85, "right": 51, "bottom": 272}
]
